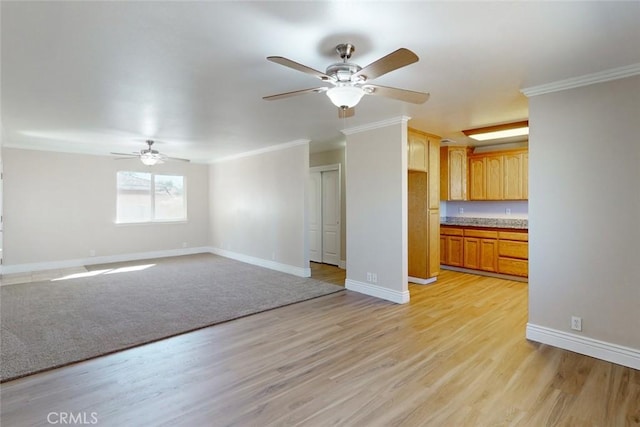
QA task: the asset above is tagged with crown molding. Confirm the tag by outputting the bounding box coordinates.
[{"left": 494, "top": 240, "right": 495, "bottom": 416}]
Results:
[
  {"left": 210, "top": 139, "right": 310, "bottom": 163},
  {"left": 341, "top": 116, "right": 411, "bottom": 136},
  {"left": 521, "top": 63, "right": 640, "bottom": 97}
]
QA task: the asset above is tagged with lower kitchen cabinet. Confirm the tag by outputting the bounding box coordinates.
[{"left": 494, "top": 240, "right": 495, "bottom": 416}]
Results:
[
  {"left": 464, "top": 229, "right": 498, "bottom": 272},
  {"left": 441, "top": 227, "right": 463, "bottom": 267},
  {"left": 441, "top": 225, "right": 527, "bottom": 277},
  {"left": 497, "top": 231, "right": 528, "bottom": 276}
]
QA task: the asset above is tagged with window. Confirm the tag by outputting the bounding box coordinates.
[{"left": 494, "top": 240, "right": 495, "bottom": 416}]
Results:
[{"left": 116, "top": 172, "right": 186, "bottom": 223}]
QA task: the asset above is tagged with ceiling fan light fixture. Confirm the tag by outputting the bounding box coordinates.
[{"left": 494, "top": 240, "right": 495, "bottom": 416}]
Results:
[
  {"left": 462, "top": 120, "right": 529, "bottom": 141},
  {"left": 140, "top": 152, "right": 162, "bottom": 166},
  {"left": 326, "top": 85, "right": 365, "bottom": 109}
]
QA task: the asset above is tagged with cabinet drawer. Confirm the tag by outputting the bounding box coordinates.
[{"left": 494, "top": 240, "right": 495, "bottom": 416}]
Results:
[
  {"left": 498, "top": 241, "right": 528, "bottom": 259},
  {"left": 498, "top": 257, "right": 528, "bottom": 277},
  {"left": 441, "top": 227, "right": 464, "bottom": 236},
  {"left": 498, "top": 231, "right": 528, "bottom": 241},
  {"left": 464, "top": 229, "right": 498, "bottom": 239}
]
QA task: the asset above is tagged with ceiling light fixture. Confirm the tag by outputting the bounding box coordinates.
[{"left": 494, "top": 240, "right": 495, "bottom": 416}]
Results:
[
  {"left": 140, "top": 152, "right": 163, "bottom": 166},
  {"left": 326, "top": 85, "right": 365, "bottom": 109},
  {"left": 462, "top": 120, "right": 529, "bottom": 141}
]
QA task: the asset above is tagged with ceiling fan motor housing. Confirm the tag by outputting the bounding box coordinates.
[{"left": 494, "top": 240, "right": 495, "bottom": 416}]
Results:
[{"left": 326, "top": 63, "right": 363, "bottom": 83}]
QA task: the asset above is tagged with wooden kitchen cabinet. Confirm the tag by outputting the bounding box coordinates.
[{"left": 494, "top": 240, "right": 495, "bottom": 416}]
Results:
[
  {"left": 503, "top": 152, "right": 524, "bottom": 200},
  {"left": 428, "top": 139, "right": 440, "bottom": 209},
  {"left": 463, "top": 237, "right": 480, "bottom": 269},
  {"left": 497, "top": 230, "right": 528, "bottom": 277},
  {"left": 408, "top": 131, "right": 427, "bottom": 172},
  {"left": 522, "top": 153, "right": 529, "bottom": 200},
  {"left": 441, "top": 227, "right": 463, "bottom": 267},
  {"left": 464, "top": 229, "right": 498, "bottom": 272},
  {"left": 468, "top": 148, "right": 528, "bottom": 201},
  {"left": 428, "top": 209, "right": 440, "bottom": 276},
  {"left": 407, "top": 128, "right": 441, "bottom": 282},
  {"left": 441, "top": 226, "right": 527, "bottom": 277},
  {"left": 440, "top": 146, "right": 468, "bottom": 201},
  {"left": 485, "top": 154, "right": 503, "bottom": 200},
  {"left": 469, "top": 157, "right": 486, "bottom": 200}
]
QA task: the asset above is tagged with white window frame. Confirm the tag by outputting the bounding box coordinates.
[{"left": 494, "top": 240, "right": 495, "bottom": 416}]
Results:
[{"left": 116, "top": 171, "right": 187, "bottom": 224}]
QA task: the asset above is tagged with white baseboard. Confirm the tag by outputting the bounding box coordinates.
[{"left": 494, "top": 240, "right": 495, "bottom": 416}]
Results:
[
  {"left": 209, "top": 247, "right": 310, "bottom": 278},
  {"left": 2, "top": 247, "right": 312, "bottom": 280},
  {"left": 526, "top": 323, "right": 640, "bottom": 370},
  {"left": 345, "top": 279, "right": 410, "bottom": 304},
  {"left": 1, "top": 247, "right": 211, "bottom": 277},
  {"left": 408, "top": 276, "right": 437, "bottom": 285}
]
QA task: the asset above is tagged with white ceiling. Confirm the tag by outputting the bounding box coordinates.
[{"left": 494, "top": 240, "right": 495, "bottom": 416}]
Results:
[{"left": 2, "top": 1, "right": 639, "bottom": 162}]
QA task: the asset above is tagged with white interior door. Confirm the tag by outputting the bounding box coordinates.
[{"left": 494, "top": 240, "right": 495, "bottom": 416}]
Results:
[
  {"left": 308, "top": 172, "right": 322, "bottom": 263},
  {"left": 321, "top": 170, "right": 340, "bottom": 266}
]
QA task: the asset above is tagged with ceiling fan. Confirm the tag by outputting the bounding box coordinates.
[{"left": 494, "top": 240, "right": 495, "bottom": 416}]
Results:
[
  {"left": 111, "top": 140, "right": 190, "bottom": 166},
  {"left": 263, "top": 43, "right": 430, "bottom": 117}
]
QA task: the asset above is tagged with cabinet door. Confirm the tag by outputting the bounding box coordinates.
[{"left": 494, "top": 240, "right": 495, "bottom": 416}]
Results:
[
  {"left": 485, "top": 155, "right": 503, "bottom": 199},
  {"left": 427, "top": 209, "right": 440, "bottom": 276},
  {"left": 428, "top": 139, "right": 440, "bottom": 209},
  {"left": 408, "top": 171, "right": 428, "bottom": 278},
  {"left": 447, "top": 236, "right": 464, "bottom": 267},
  {"left": 440, "top": 235, "right": 447, "bottom": 265},
  {"left": 449, "top": 148, "right": 467, "bottom": 201},
  {"left": 503, "top": 153, "right": 523, "bottom": 200},
  {"left": 522, "top": 153, "right": 529, "bottom": 200},
  {"left": 463, "top": 237, "right": 480, "bottom": 269},
  {"left": 408, "top": 132, "right": 427, "bottom": 171},
  {"left": 469, "top": 157, "right": 486, "bottom": 200},
  {"left": 479, "top": 239, "right": 497, "bottom": 272}
]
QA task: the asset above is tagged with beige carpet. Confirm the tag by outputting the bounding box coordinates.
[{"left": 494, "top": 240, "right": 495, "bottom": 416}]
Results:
[{"left": 0, "top": 254, "right": 343, "bottom": 382}]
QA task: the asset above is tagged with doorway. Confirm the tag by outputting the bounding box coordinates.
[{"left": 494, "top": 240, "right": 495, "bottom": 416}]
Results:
[{"left": 309, "top": 165, "right": 341, "bottom": 266}]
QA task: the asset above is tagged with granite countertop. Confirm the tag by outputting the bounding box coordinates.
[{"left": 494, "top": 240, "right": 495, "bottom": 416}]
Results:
[{"left": 440, "top": 216, "right": 528, "bottom": 230}]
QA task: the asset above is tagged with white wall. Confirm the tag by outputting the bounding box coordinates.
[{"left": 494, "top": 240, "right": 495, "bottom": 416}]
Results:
[
  {"left": 445, "top": 200, "right": 528, "bottom": 219},
  {"left": 344, "top": 118, "right": 409, "bottom": 304},
  {"left": 208, "top": 142, "right": 310, "bottom": 277},
  {"left": 527, "top": 75, "right": 640, "bottom": 368},
  {"left": 2, "top": 148, "right": 210, "bottom": 271},
  {"left": 310, "top": 147, "right": 346, "bottom": 264}
]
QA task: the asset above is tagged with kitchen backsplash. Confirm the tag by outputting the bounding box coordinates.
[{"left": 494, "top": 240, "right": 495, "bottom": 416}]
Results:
[{"left": 441, "top": 200, "right": 528, "bottom": 219}]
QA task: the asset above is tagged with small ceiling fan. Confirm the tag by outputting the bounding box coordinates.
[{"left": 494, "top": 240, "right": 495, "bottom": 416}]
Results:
[
  {"left": 263, "top": 43, "right": 430, "bottom": 117},
  {"left": 111, "top": 140, "right": 190, "bottom": 166}
]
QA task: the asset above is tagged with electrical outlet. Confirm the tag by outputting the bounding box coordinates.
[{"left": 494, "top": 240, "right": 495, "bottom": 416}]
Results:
[
  {"left": 182, "top": 242, "right": 188, "bottom": 248},
  {"left": 372, "top": 273, "right": 377, "bottom": 283},
  {"left": 571, "top": 316, "right": 582, "bottom": 331},
  {"left": 367, "top": 272, "right": 372, "bottom": 282},
  {"left": 89, "top": 249, "right": 96, "bottom": 257},
  {"left": 458, "top": 207, "right": 464, "bottom": 214},
  {"left": 505, "top": 208, "right": 511, "bottom": 215}
]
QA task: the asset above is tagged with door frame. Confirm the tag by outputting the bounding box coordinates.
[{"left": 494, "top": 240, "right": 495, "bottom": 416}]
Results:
[{"left": 309, "top": 164, "right": 342, "bottom": 267}]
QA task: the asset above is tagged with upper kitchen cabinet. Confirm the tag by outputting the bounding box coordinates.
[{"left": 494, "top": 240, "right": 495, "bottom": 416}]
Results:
[
  {"left": 469, "top": 156, "right": 486, "bottom": 200},
  {"left": 440, "top": 146, "right": 468, "bottom": 201},
  {"left": 408, "top": 130, "right": 427, "bottom": 172},
  {"left": 485, "top": 154, "right": 504, "bottom": 200},
  {"left": 468, "top": 148, "right": 528, "bottom": 201},
  {"left": 503, "top": 152, "right": 524, "bottom": 199}
]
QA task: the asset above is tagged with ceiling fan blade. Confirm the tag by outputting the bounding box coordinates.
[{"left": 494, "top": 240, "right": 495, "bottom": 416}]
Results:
[
  {"left": 354, "top": 48, "right": 419, "bottom": 81},
  {"left": 110, "top": 152, "right": 138, "bottom": 157},
  {"left": 166, "top": 156, "right": 191, "bottom": 163},
  {"left": 364, "top": 84, "right": 430, "bottom": 104},
  {"left": 267, "top": 56, "right": 333, "bottom": 81},
  {"left": 263, "top": 87, "right": 328, "bottom": 101},
  {"left": 338, "top": 107, "right": 355, "bottom": 119}
]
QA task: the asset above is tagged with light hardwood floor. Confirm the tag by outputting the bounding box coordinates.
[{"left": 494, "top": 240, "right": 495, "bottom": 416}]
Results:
[
  {"left": 310, "top": 262, "right": 346, "bottom": 286},
  {"left": 1, "top": 269, "right": 638, "bottom": 426}
]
